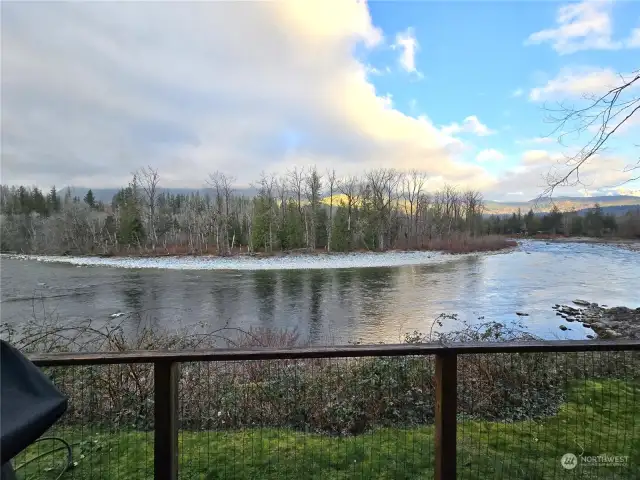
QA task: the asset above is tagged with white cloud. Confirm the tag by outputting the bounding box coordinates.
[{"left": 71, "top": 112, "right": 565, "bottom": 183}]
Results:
[
  {"left": 517, "top": 136, "right": 556, "bottom": 145},
  {"left": 476, "top": 149, "right": 505, "bottom": 163},
  {"left": 365, "top": 64, "right": 383, "bottom": 76},
  {"left": 393, "top": 27, "right": 420, "bottom": 75},
  {"left": 1, "top": 1, "right": 496, "bottom": 189},
  {"left": 506, "top": 192, "right": 524, "bottom": 196},
  {"left": 525, "top": 0, "right": 621, "bottom": 54},
  {"left": 521, "top": 150, "right": 564, "bottom": 166},
  {"left": 529, "top": 67, "right": 639, "bottom": 101},
  {"left": 614, "top": 187, "right": 640, "bottom": 196},
  {"left": 487, "top": 148, "right": 637, "bottom": 199},
  {"left": 511, "top": 88, "right": 524, "bottom": 98},
  {"left": 627, "top": 27, "right": 640, "bottom": 47},
  {"left": 441, "top": 116, "right": 496, "bottom": 137}
]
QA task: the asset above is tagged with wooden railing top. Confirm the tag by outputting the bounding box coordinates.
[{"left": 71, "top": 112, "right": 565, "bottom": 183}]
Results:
[{"left": 29, "top": 339, "right": 640, "bottom": 366}]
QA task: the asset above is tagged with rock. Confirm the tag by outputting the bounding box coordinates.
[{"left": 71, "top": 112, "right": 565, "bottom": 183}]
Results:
[
  {"left": 582, "top": 323, "right": 592, "bottom": 329},
  {"left": 586, "top": 335, "right": 595, "bottom": 339},
  {"left": 603, "top": 329, "right": 621, "bottom": 338},
  {"left": 516, "top": 312, "right": 529, "bottom": 316},
  {"left": 573, "top": 299, "right": 591, "bottom": 307},
  {"left": 590, "top": 303, "right": 599, "bottom": 308},
  {"left": 566, "top": 317, "right": 575, "bottom": 322},
  {"left": 559, "top": 325, "right": 568, "bottom": 331}
]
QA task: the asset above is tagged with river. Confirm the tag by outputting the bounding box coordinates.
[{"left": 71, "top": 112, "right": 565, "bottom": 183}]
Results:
[{"left": 1, "top": 241, "right": 638, "bottom": 344}]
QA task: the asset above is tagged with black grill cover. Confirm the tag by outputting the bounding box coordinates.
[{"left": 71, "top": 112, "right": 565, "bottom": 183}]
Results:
[{"left": 0, "top": 340, "right": 68, "bottom": 464}]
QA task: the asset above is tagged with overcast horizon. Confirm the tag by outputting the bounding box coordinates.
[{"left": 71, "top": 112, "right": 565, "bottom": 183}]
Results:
[{"left": 2, "top": 0, "right": 639, "bottom": 201}]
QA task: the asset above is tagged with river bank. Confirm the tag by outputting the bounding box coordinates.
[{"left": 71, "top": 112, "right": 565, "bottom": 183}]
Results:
[
  {"left": 1, "top": 235, "right": 518, "bottom": 259},
  {"left": 530, "top": 236, "right": 640, "bottom": 252},
  {"left": 554, "top": 301, "right": 640, "bottom": 339}
]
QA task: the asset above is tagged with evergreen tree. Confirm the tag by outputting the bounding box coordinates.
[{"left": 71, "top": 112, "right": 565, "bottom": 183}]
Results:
[
  {"left": 47, "top": 186, "right": 60, "bottom": 213},
  {"left": 84, "top": 189, "right": 96, "bottom": 209}
]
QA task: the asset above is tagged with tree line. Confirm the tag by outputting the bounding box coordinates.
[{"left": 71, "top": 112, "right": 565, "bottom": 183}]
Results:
[
  {"left": 0, "top": 167, "right": 489, "bottom": 255},
  {"left": 1, "top": 166, "right": 638, "bottom": 255},
  {"left": 487, "top": 204, "right": 640, "bottom": 238}
]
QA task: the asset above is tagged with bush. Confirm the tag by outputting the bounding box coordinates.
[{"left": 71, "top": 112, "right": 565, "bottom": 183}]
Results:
[{"left": 2, "top": 313, "right": 637, "bottom": 436}]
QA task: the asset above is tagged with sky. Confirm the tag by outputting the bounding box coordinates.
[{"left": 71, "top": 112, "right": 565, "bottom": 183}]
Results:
[{"left": 1, "top": 0, "right": 639, "bottom": 201}]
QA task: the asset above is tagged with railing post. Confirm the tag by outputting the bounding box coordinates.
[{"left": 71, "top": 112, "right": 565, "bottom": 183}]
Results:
[
  {"left": 154, "top": 360, "right": 179, "bottom": 480},
  {"left": 435, "top": 351, "right": 457, "bottom": 480}
]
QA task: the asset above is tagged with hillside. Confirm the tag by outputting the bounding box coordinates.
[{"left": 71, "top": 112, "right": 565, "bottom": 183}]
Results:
[
  {"left": 66, "top": 187, "right": 640, "bottom": 216},
  {"left": 484, "top": 196, "right": 640, "bottom": 215}
]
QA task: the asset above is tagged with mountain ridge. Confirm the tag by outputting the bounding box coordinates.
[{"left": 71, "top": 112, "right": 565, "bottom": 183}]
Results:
[{"left": 62, "top": 187, "right": 640, "bottom": 216}]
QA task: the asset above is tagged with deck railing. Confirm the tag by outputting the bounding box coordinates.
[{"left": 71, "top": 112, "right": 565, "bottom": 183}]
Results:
[{"left": 28, "top": 339, "right": 640, "bottom": 480}]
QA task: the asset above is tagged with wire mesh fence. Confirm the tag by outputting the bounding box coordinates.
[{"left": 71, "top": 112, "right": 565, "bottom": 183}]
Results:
[
  {"left": 13, "top": 363, "right": 155, "bottom": 480},
  {"left": 16, "top": 342, "right": 640, "bottom": 479},
  {"left": 177, "top": 355, "right": 436, "bottom": 479},
  {"left": 457, "top": 350, "right": 640, "bottom": 479}
]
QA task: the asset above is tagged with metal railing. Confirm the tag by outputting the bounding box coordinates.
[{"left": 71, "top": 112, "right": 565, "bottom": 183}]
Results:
[{"left": 28, "top": 339, "right": 640, "bottom": 480}]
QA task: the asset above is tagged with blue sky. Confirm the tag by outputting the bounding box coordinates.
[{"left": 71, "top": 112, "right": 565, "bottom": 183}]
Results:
[
  {"left": 1, "top": 0, "right": 639, "bottom": 200},
  {"left": 364, "top": 0, "right": 640, "bottom": 184}
]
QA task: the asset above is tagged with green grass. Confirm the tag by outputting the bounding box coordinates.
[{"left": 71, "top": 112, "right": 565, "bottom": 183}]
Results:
[{"left": 15, "top": 380, "right": 640, "bottom": 479}]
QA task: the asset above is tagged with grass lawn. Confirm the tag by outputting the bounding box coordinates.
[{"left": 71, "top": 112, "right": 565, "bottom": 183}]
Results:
[{"left": 15, "top": 380, "right": 640, "bottom": 479}]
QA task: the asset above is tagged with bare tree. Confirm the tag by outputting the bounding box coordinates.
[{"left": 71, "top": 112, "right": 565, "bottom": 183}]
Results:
[
  {"left": 304, "top": 166, "right": 322, "bottom": 250},
  {"left": 208, "top": 171, "right": 235, "bottom": 256},
  {"left": 325, "top": 169, "right": 337, "bottom": 252},
  {"left": 402, "top": 169, "right": 427, "bottom": 245},
  {"left": 462, "top": 190, "right": 484, "bottom": 236},
  {"left": 337, "top": 175, "right": 360, "bottom": 249},
  {"left": 137, "top": 166, "right": 160, "bottom": 250},
  {"left": 365, "top": 168, "right": 401, "bottom": 251},
  {"left": 543, "top": 69, "right": 639, "bottom": 197}
]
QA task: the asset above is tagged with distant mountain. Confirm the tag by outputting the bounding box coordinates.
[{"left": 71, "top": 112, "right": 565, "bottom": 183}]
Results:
[
  {"left": 65, "top": 186, "right": 259, "bottom": 203},
  {"left": 484, "top": 195, "right": 640, "bottom": 215},
  {"left": 65, "top": 186, "right": 640, "bottom": 217}
]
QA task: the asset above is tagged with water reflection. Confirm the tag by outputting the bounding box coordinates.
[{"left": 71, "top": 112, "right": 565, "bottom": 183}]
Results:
[
  {"left": 2, "top": 242, "right": 639, "bottom": 344},
  {"left": 308, "top": 270, "right": 326, "bottom": 340},
  {"left": 122, "top": 272, "right": 144, "bottom": 315},
  {"left": 253, "top": 270, "right": 277, "bottom": 327}
]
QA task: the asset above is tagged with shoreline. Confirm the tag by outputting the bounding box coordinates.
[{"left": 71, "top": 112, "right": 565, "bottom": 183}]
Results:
[
  {"left": 554, "top": 301, "right": 640, "bottom": 339},
  {"left": 1, "top": 238, "right": 519, "bottom": 261},
  {"left": 528, "top": 236, "right": 640, "bottom": 252},
  {"left": 0, "top": 243, "right": 521, "bottom": 271}
]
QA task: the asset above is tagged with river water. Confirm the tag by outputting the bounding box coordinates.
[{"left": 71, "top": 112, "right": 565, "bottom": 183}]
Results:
[{"left": 1, "top": 241, "right": 638, "bottom": 344}]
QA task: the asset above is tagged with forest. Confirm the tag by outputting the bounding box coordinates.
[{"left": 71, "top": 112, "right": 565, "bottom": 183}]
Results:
[{"left": 1, "top": 166, "right": 639, "bottom": 256}]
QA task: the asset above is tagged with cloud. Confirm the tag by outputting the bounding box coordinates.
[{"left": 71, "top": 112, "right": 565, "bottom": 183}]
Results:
[
  {"left": 487, "top": 148, "right": 637, "bottom": 200},
  {"left": 528, "top": 67, "right": 638, "bottom": 101},
  {"left": 441, "top": 116, "right": 496, "bottom": 137},
  {"left": 525, "top": 0, "right": 622, "bottom": 54},
  {"left": 511, "top": 88, "right": 524, "bottom": 98},
  {"left": 393, "top": 27, "right": 421, "bottom": 76},
  {"left": 476, "top": 149, "right": 505, "bottom": 163},
  {"left": 613, "top": 187, "right": 640, "bottom": 196},
  {"left": 627, "top": 27, "right": 640, "bottom": 48},
  {"left": 521, "top": 150, "right": 564, "bottom": 166},
  {"left": 1, "top": 1, "right": 495, "bottom": 189},
  {"left": 517, "top": 136, "right": 556, "bottom": 145}
]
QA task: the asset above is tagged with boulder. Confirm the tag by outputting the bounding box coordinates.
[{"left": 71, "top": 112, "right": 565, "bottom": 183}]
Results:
[
  {"left": 516, "top": 312, "right": 529, "bottom": 317},
  {"left": 572, "top": 299, "right": 591, "bottom": 307},
  {"left": 559, "top": 325, "right": 568, "bottom": 331}
]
